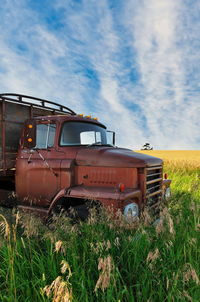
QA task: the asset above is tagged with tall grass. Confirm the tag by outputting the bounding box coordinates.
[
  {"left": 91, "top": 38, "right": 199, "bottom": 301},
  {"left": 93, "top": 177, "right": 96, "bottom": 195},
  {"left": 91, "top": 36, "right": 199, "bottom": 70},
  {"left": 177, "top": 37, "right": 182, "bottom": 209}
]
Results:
[{"left": 0, "top": 158, "right": 199, "bottom": 301}]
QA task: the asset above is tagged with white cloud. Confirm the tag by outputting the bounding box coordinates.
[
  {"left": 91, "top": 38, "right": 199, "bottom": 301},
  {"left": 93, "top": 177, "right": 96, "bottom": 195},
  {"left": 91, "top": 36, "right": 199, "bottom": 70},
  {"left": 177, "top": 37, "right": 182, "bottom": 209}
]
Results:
[
  {"left": 0, "top": 1, "right": 90, "bottom": 112},
  {"left": 0, "top": 0, "right": 199, "bottom": 149},
  {"left": 124, "top": 0, "right": 200, "bottom": 149}
]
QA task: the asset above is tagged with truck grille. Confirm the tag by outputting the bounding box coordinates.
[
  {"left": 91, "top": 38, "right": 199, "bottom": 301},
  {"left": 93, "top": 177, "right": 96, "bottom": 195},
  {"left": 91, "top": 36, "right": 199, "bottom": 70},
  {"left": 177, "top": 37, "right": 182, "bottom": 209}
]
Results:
[{"left": 146, "top": 166, "right": 163, "bottom": 207}]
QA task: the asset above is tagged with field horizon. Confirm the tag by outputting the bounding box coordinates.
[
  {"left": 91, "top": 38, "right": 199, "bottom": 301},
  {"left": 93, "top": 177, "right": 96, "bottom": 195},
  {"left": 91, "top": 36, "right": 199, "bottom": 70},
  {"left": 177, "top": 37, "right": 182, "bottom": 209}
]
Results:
[{"left": 136, "top": 150, "right": 200, "bottom": 169}]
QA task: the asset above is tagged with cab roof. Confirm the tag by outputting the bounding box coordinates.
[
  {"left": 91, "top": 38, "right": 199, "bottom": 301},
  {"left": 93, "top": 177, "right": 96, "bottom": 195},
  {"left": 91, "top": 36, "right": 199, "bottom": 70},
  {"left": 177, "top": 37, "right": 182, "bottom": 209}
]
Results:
[{"left": 32, "top": 114, "right": 106, "bottom": 129}]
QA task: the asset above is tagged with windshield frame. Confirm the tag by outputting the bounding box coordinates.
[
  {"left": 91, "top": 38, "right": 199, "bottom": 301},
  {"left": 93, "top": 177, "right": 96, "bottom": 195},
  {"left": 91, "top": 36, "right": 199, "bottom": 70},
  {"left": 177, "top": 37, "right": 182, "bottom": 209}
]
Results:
[{"left": 59, "top": 121, "right": 108, "bottom": 147}]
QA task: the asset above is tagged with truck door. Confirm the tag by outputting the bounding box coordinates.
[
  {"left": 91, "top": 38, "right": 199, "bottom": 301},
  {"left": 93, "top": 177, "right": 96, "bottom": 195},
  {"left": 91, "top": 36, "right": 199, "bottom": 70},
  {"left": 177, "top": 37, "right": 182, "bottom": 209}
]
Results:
[{"left": 16, "top": 121, "right": 60, "bottom": 207}]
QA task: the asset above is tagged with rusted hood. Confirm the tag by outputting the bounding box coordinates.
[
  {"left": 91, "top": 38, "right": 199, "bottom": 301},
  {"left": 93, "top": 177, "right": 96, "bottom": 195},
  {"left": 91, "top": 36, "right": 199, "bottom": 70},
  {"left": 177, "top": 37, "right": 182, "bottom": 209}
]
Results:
[{"left": 76, "top": 147, "right": 162, "bottom": 168}]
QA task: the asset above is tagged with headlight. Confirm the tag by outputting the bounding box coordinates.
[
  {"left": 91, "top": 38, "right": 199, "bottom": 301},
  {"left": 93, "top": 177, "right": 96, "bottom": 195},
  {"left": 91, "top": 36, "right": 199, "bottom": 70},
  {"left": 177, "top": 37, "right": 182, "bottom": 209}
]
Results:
[
  {"left": 165, "top": 187, "right": 171, "bottom": 200},
  {"left": 123, "top": 202, "right": 139, "bottom": 220}
]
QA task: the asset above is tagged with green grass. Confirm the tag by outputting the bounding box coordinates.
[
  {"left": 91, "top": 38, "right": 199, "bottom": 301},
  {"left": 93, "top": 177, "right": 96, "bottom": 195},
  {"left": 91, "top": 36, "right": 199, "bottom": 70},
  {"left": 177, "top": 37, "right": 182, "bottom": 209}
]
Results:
[{"left": 0, "top": 163, "right": 199, "bottom": 302}]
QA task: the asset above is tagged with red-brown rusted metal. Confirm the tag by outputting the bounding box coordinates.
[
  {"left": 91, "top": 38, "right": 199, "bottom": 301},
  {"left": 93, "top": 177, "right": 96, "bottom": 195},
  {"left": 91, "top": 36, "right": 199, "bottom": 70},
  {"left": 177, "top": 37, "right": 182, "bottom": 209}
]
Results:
[{"left": 0, "top": 93, "right": 170, "bottom": 218}]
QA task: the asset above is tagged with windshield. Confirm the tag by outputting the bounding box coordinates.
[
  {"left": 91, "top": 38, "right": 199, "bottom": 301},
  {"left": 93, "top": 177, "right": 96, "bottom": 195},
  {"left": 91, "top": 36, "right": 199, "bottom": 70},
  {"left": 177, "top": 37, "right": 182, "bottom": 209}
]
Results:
[{"left": 60, "top": 122, "right": 108, "bottom": 146}]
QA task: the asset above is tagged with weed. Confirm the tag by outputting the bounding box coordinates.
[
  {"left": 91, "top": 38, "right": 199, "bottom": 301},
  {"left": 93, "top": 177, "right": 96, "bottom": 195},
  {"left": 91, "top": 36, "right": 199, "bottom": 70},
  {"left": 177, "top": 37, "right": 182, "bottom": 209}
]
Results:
[{"left": 0, "top": 151, "right": 199, "bottom": 301}]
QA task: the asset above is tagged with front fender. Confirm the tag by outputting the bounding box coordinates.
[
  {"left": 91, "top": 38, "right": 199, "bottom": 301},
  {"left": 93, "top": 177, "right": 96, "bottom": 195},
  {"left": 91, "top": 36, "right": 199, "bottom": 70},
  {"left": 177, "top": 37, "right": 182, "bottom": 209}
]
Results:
[
  {"left": 48, "top": 185, "right": 142, "bottom": 214},
  {"left": 48, "top": 188, "right": 66, "bottom": 215}
]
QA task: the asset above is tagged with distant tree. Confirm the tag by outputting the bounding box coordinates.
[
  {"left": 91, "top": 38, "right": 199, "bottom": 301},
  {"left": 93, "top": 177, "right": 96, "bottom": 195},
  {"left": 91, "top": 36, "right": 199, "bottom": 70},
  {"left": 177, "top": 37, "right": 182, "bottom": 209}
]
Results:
[{"left": 141, "top": 143, "right": 153, "bottom": 150}]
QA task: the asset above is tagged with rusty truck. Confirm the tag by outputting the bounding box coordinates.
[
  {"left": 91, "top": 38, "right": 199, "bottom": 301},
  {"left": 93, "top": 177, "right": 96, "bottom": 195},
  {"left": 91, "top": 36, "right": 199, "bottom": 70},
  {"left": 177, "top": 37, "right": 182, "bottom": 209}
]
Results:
[{"left": 0, "top": 93, "right": 171, "bottom": 220}]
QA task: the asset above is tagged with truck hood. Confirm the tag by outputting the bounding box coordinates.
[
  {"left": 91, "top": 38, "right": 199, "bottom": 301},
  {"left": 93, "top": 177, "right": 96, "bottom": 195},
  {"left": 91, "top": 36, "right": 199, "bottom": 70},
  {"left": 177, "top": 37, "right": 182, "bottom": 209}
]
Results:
[{"left": 76, "top": 147, "right": 162, "bottom": 168}]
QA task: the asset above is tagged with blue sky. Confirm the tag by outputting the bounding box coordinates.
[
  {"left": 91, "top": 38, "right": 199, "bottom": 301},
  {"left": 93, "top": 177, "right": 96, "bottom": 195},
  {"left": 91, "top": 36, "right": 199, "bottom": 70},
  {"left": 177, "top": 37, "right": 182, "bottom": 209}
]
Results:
[{"left": 0, "top": 0, "right": 199, "bottom": 150}]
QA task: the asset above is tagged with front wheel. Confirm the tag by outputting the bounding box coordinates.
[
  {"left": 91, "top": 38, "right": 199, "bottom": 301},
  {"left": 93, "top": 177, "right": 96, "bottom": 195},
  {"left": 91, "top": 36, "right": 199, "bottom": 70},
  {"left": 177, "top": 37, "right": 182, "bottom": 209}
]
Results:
[{"left": 49, "top": 199, "right": 102, "bottom": 223}]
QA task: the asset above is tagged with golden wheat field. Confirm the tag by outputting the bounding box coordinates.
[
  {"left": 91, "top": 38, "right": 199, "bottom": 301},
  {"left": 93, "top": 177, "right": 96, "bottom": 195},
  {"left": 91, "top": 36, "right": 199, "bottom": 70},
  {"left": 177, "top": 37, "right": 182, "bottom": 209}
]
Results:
[{"left": 137, "top": 150, "right": 200, "bottom": 169}]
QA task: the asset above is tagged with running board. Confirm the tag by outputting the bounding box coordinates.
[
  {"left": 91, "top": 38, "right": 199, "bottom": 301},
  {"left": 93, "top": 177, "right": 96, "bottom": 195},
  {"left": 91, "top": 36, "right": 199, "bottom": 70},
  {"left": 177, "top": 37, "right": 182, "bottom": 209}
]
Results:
[{"left": 17, "top": 205, "right": 49, "bottom": 218}]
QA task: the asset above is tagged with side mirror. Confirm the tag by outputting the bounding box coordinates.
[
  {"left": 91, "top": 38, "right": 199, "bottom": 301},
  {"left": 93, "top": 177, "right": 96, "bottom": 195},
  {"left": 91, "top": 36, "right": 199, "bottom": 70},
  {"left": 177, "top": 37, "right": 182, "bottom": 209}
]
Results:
[
  {"left": 23, "top": 119, "right": 36, "bottom": 148},
  {"left": 107, "top": 130, "right": 115, "bottom": 146}
]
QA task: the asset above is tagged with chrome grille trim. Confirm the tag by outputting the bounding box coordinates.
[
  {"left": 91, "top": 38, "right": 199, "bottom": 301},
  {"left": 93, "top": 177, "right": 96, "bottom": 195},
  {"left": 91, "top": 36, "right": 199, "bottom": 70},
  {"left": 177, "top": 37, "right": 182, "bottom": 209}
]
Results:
[
  {"left": 146, "top": 166, "right": 163, "bottom": 206},
  {"left": 146, "top": 189, "right": 163, "bottom": 198},
  {"left": 146, "top": 166, "right": 162, "bottom": 171},
  {"left": 146, "top": 178, "right": 162, "bottom": 185}
]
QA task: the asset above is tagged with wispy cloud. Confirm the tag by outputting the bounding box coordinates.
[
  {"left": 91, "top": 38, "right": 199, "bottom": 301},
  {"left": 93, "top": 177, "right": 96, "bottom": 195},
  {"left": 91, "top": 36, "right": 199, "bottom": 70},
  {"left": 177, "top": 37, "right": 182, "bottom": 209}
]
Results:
[
  {"left": 0, "top": 0, "right": 199, "bottom": 149},
  {"left": 124, "top": 0, "right": 200, "bottom": 149}
]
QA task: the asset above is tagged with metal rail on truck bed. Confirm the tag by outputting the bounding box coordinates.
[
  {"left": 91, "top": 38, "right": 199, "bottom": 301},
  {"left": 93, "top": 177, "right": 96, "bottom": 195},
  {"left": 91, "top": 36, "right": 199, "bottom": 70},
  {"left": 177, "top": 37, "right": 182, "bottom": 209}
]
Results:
[
  {"left": 0, "top": 93, "right": 76, "bottom": 177},
  {"left": 0, "top": 93, "right": 76, "bottom": 115}
]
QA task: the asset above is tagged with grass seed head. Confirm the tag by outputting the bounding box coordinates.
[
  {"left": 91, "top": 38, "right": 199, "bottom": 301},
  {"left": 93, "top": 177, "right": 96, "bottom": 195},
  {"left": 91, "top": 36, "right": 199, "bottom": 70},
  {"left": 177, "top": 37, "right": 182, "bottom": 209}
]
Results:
[
  {"left": 90, "top": 240, "right": 111, "bottom": 255},
  {"left": 142, "top": 208, "right": 153, "bottom": 225},
  {"left": 95, "top": 255, "right": 115, "bottom": 292},
  {"left": 165, "top": 240, "right": 174, "bottom": 249},
  {"left": 168, "top": 215, "right": 175, "bottom": 235},
  {"left": 87, "top": 207, "right": 98, "bottom": 225},
  {"left": 196, "top": 224, "right": 200, "bottom": 231},
  {"left": 182, "top": 263, "right": 200, "bottom": 285},
  {"left": 114, "top": 237, "right": 120, "bottom": 248},
  {"left": 20, "top": 213, "right": 44, "bottom": 238},
  {"left": 43, "top": 276, "right": 72, "bottom": 302},
  {"left": 60, "top": 260, "right": 72, "bottom": 278},
  {"left": 43, "top": 261, "right": 72, "bottom": 302},
  {"left": 0, "top": 214, "right": 10, "bottom": 240},
  {"left": 146, "top": 248, "right": 160, "bottom": 264},
  {"left": 55, "top": 240, "right": 65, "bottom": 254},
  {"left": 155, "top": 218, "right": 165, "bottom": 235},
  {"left": 156, "top": 207, "right": 175, "bottom": 236},
  {"left": 106, "top": 240, "right": 111, "bottom": 250}
]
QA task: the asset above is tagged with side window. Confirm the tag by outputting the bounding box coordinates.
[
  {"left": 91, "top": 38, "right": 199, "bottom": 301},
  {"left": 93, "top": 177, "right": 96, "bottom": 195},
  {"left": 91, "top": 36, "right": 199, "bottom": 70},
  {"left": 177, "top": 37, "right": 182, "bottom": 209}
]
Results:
[{"left": 36, "top": 123, "right": 56, "bottom": 149}]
